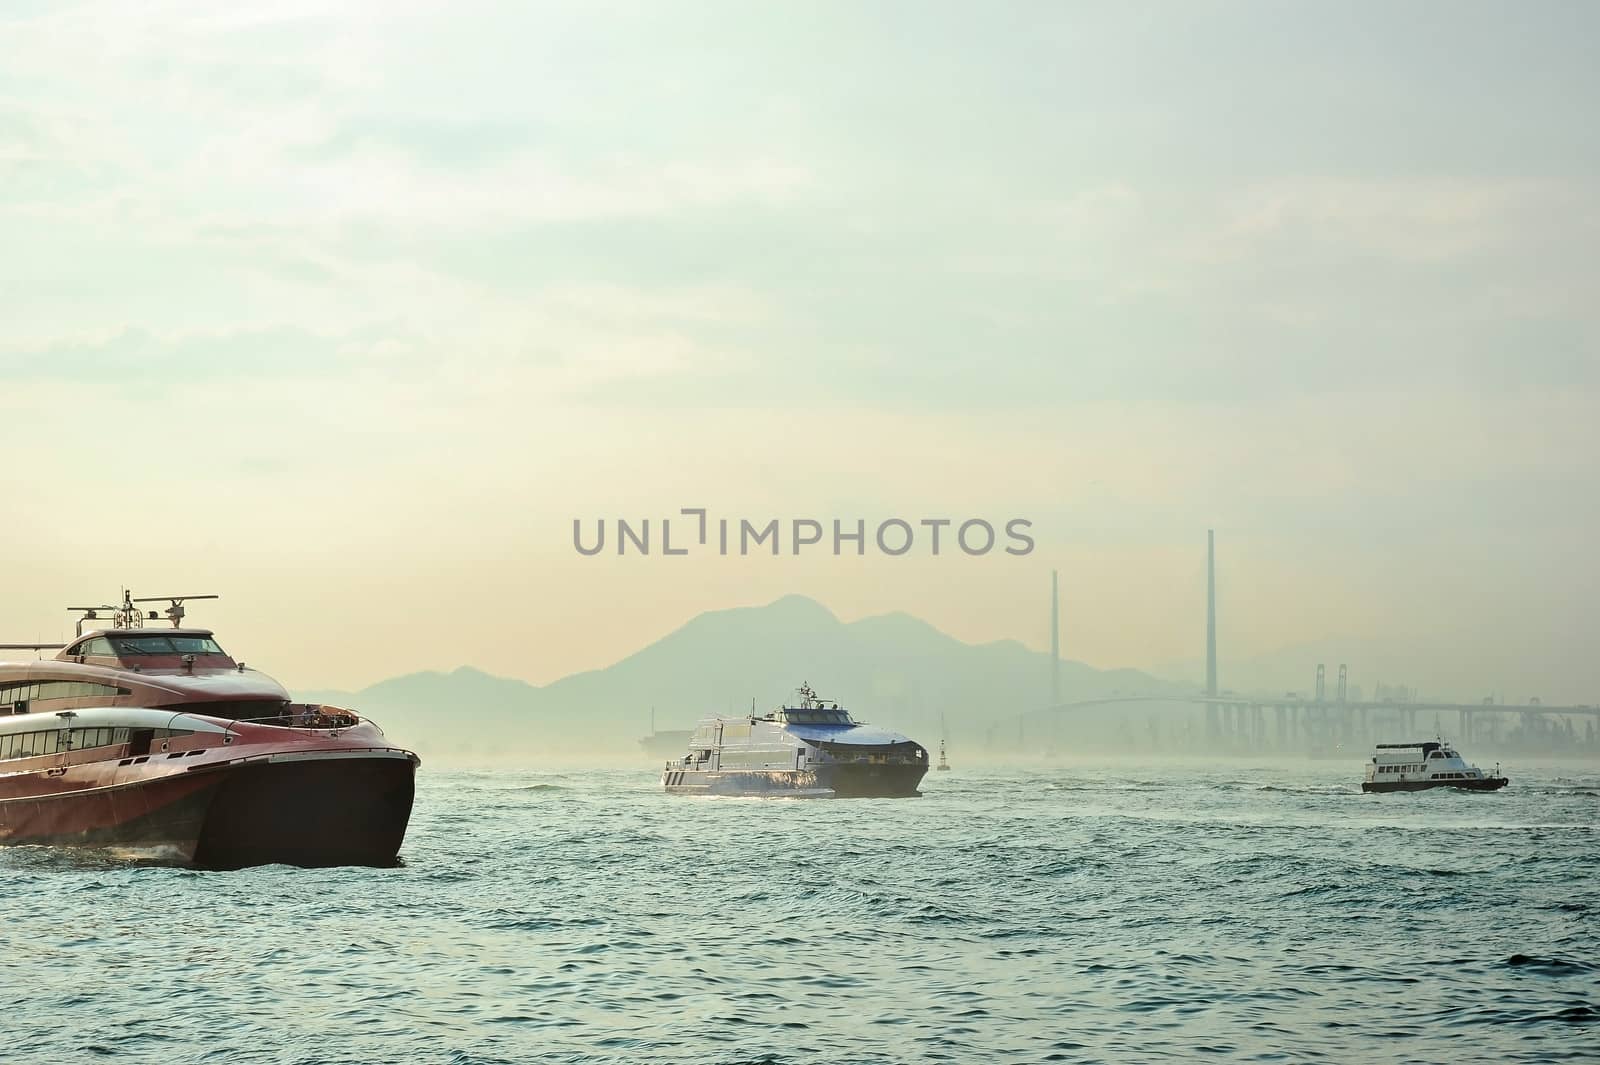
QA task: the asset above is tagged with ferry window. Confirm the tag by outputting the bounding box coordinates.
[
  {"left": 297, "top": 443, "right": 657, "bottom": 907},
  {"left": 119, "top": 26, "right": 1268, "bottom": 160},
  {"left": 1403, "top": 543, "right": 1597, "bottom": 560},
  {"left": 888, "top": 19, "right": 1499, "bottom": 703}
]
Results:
[
  {"left": 109, "top": 635, "right": 223, "bottom": 656},
  {"left": 81, "top": 638, "right": 115, "bottom": 656},
  {"left": 69, "top": 728, "right": 115, "bottom": 750},
  {"left": 24, "top": 681, "right": 119, "bottom": 702},
  {"left": 169, "top": 636, "right": 225, "bottom": 655},
  {"left": 110, "top": 636, "right": 178, "bottom": 655}
]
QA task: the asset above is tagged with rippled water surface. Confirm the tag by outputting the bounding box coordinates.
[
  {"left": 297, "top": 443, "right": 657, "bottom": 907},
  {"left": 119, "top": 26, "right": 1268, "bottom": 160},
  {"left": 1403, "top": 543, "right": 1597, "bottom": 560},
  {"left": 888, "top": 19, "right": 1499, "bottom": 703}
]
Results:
[{"left": 3, "top": 762, "right": 1596, "bottom": 1063}]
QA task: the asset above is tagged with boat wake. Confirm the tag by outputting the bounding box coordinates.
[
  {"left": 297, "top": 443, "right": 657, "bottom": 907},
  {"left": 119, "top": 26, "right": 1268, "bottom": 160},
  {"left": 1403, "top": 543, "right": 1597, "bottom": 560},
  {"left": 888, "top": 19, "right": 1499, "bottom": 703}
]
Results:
[{"left": 103, "top": 843, "right": 193, "bottom": 865}]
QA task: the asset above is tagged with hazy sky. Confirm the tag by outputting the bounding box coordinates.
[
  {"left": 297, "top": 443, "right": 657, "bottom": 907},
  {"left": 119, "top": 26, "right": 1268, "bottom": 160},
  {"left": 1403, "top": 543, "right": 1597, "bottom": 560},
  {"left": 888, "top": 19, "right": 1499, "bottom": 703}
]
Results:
[{"left": 2, "top": 2, "right": 1596, "bottom": 701}]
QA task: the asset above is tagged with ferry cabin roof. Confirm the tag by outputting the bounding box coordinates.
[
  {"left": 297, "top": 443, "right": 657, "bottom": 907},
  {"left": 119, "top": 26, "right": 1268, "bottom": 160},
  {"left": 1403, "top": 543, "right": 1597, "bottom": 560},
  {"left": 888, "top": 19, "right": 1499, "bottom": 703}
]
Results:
[
  {"left": 1372, "top": 742, "right": 1459, "bottom": 761},
  {"left": 61, "top": 629, "right": 234, "bottom": 665},
  {"left": 0, "top": 628, "right": 290, "bottom": 717},
  {"left": 1, "top": 628, "right": 235, "bottom": 669},
  {"left": 773, "top": 705, "right": 852, "bottom": 725}
]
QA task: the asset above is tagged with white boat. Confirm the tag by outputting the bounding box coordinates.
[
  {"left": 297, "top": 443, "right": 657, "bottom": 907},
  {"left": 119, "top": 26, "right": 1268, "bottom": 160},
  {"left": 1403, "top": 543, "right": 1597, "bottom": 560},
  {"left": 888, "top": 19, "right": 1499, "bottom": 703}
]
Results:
[{"left": 1362, "top": 740, "right": 1507, "bottom": 793}]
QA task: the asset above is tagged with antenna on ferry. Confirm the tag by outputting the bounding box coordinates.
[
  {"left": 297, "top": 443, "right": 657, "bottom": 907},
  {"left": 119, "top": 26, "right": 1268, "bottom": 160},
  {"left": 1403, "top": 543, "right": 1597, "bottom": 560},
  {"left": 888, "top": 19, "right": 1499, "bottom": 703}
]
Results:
[
  {"left": 66, "top": 591, "right": 220, "bottom": 635},
  {"left": 65, "top": 602, "right": 119, "bottom": 638},
  {"left": 130, "top": 593, "right": 220, "bottom": 628}
]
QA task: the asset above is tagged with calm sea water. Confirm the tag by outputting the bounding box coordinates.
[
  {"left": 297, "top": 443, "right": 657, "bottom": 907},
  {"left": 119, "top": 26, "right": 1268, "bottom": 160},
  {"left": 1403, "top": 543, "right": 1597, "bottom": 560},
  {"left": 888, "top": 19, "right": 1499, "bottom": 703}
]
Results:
[{"left": 2, "top": 761, "right": 1595, "bottom": 1063}]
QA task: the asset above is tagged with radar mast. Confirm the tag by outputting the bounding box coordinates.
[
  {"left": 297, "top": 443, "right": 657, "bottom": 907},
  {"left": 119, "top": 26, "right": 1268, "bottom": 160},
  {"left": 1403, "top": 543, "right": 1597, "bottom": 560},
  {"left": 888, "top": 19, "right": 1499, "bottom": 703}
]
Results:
[{"left": 67, "top": 590, "right": 220, "bottom": 636}]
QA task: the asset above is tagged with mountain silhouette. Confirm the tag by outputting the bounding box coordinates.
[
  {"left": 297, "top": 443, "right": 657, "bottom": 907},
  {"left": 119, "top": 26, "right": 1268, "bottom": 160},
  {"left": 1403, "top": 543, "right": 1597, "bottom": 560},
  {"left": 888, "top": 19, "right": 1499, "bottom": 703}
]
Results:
[{"left": 303, "top": 594, "right": 1185, "bottom": 760}]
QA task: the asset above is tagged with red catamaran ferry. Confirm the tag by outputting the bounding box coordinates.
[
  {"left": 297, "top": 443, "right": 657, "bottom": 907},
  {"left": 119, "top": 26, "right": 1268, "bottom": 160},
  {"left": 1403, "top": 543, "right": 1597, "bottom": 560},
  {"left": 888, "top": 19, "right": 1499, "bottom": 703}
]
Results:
[{"left": 0, "top": 592, "right": 419, "bottom": 868}]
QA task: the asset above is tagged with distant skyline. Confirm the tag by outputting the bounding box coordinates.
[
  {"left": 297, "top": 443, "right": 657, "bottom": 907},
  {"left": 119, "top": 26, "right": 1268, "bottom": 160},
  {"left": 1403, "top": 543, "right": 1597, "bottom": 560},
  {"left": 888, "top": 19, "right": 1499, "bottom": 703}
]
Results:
[{"left": 2, "top": 3, "right": 1595, "bottom": 701}]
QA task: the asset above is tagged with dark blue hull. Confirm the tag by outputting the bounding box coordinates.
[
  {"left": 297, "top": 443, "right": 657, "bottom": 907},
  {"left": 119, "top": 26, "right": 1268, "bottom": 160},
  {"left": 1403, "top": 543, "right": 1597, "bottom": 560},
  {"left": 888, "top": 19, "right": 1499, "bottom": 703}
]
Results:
[{"left": 663, "top": 762, "right": 926, "bottom": 798}]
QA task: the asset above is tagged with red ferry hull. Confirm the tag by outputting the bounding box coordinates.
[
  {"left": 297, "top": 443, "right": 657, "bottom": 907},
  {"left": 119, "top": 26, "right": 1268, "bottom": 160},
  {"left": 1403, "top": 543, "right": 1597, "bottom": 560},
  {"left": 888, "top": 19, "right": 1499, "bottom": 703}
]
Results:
[
  {"left": 0, "top": 771, "right": 220, "bottom": 861},
  {"left": 0, "top": 752, "right": 416, "bottom": 869}
]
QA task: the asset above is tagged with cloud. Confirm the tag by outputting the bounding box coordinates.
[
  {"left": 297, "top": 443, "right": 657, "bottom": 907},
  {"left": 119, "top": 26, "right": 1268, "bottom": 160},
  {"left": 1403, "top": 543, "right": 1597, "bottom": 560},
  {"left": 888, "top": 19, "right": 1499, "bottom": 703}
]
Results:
[
  {"left": 0, "top": 324, "right": 367, "bottom": 383},
  {"left": 1201, "top": 176, "right": 1598, "bottom": 265}
]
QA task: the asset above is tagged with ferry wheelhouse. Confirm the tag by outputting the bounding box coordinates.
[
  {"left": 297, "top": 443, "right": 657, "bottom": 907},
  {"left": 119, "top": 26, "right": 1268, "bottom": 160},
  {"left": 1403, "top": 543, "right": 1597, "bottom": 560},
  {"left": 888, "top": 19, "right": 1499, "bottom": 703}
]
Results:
[
  {"left": 1362, "top": 740, "right": 1508, "bottom": 793},
  {"left": 0, "top": 592, "right": 419, "bottom": 867},
  {"left": 663, "top": 684, "right": 928, "bottom": 798}
]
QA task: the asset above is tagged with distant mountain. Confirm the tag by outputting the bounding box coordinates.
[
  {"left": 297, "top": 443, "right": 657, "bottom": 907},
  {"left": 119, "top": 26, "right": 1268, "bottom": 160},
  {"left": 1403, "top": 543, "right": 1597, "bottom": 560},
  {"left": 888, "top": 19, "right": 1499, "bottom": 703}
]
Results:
[{"left": 303, "top": 594, "right": 1186, "bottom": 760}]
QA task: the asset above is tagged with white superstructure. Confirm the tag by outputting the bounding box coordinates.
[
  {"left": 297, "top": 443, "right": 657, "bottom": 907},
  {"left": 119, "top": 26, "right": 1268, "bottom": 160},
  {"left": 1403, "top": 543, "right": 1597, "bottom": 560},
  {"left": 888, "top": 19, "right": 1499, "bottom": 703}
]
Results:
[{"left": 1362, "top": 739, "right": 1506, "bottom": 792}]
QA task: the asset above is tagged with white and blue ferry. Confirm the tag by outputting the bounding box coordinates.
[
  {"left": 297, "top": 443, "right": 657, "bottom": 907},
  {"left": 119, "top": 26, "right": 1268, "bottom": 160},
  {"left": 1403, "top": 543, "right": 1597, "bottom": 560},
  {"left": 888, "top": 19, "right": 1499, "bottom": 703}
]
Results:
[{"left": 662, "top": 684, "right": 928, "bottom": 798}]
